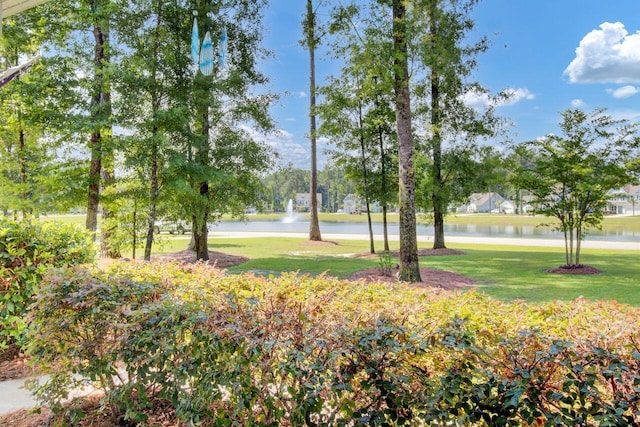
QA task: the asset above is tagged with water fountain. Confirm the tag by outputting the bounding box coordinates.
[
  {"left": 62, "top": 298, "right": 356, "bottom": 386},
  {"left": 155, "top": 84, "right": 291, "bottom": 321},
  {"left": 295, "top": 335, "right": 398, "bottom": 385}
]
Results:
[{"left": 282, "top": 199, "right": 297, "bottom": 223}]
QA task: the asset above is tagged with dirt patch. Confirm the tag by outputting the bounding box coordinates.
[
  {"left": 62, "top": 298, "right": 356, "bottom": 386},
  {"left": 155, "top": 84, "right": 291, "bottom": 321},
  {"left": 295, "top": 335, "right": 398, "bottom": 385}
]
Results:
[
  {"left": 348, "top": 267, "right": 474, "bottom": 291},
  {"left": 152, "top": 249, "right": 249, "bottom": 268},
  {"left": 546, "top": 265, "right": 603, "bottom": 275},
  {"left": 301, "top": 240, "right": 340, "bottom": 246},
  {"left": 0, "top": 354, "right": 36, "bottom": 382},
  {"left": 354, "top": 247, "right": 465, "bottom": 259},
  {"left": 0, "top": 395, "right": 182, "bottom": 427}
]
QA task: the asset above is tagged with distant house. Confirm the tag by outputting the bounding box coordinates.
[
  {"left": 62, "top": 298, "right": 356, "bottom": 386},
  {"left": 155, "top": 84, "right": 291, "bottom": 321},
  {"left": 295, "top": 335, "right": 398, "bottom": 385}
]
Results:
[
  {"left": 343, "top": 194, "right": 382, "bottom": 214},
  {"left": 500, "top": 200, "right": 516, "bottom": 214},
  {"left": 295, "top": 193, "right": 323, "bottom": 212},
  {"left": 343, "top": 194, "right": 361, "bottom": 214},
  {"left": 607, "top": 185, "right": 640, "bottom": 215},
  {"left": 462, "top": 192, "right": 505, "bottom": 213}
]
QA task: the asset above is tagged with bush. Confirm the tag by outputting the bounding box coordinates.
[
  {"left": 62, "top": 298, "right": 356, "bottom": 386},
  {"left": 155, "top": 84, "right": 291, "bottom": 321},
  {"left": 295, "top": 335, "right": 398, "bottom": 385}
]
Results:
[
  {"left": 0, "top": 218, "right": 95, "bottom": 348},
  {"left": 27, "top": 261, "right": 640, "bottom": 425}
]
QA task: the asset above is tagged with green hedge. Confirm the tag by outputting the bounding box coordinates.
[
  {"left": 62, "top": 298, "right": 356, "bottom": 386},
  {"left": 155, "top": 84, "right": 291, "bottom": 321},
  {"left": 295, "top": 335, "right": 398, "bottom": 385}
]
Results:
[
  {"left": 27, "top": 261, "right": 640, "bottom": 426},
  {"left": 0, "top": 218, "right": 96, "bottom": 348}
]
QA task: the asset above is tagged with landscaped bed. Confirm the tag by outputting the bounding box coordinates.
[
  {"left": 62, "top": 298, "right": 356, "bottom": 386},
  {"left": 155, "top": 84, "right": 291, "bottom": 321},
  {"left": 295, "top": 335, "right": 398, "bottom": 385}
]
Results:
[{"left": 1, "top": 260, "right": 638, "bottom": 426}]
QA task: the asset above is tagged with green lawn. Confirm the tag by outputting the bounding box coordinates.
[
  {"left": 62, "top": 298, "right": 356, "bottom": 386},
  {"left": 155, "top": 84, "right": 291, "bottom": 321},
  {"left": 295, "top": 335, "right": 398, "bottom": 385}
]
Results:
[
  {"left": 39, "top": 214, "right": 640, "bottom": 306},
  {"left": 154, "top": 235, "right": 640, "bottom": 307}
]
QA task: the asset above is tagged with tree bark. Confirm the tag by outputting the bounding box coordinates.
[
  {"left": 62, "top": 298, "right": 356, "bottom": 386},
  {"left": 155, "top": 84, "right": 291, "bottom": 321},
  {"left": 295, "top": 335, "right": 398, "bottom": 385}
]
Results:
[
  {"left": 306, "top": 0, "right": 322, "bottom": 241},
  {"left": 194, "top": 109, "right": 210, "bottom": 261},
  {"left": 393, "top": 0, "right": 421, "bottom": 282},
  {"left": 86, "top": 1, "right": 108, "bottom": 242},
  {"left": 144, "top": 133, "right": 159, "bottom": 261}
]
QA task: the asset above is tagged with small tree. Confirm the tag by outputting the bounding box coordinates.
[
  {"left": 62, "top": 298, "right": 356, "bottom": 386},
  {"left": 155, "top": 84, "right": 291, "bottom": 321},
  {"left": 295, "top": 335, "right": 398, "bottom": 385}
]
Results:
[{"left": 513, "top": 108, "right": 639, "bottom": 267}]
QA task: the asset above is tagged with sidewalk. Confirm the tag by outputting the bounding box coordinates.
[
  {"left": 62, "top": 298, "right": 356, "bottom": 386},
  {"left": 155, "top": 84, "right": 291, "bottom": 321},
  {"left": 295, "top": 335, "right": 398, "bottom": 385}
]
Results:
[{"left": 0, "top": 376, "right": 41, "bottom": 415}]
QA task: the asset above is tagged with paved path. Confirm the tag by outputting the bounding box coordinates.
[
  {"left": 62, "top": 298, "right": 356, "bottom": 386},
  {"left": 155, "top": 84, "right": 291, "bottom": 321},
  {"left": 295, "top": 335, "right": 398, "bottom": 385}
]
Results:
[{"left": 0, "top": 376, "right": 41, "bottom": 415}]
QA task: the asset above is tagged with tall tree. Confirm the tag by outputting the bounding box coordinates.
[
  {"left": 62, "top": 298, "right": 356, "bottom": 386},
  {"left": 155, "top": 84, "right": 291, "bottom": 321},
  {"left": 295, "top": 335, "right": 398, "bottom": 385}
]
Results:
[
  {"left": 84, "top": 0, "right": 114, "bottom": 253},
  {"left": 113, "top": 0, "right": 190, "bottom": 260},
  {"left": 513, "top": 108, "right": 639, "bottom": 267},
  {"left": 392, "top": 0, "right": 421, "bottom": 281},
  {"left": 0, "top": 5, "right": 82, "bottom": 217},
  {"left": 413, "top": 0, "right": 502, "bottom": 249},
  {"left": 303, "top": 0, "right": 322, "bottom": 242},
  {"left": 322, "top": 1, "right": 398, "bottom": 253},
  {"left": 184, "top": 0, "right": 275, "bottom": 261}
]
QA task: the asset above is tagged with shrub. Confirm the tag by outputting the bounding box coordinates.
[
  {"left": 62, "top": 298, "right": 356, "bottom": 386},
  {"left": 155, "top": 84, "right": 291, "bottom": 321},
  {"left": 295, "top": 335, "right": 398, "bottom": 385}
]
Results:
[
  {"left": 0, "top": 218, "right": 96, "bottom": 348},
  {"left": 27, "top": 261, "right": 640, "bottom": 425}
]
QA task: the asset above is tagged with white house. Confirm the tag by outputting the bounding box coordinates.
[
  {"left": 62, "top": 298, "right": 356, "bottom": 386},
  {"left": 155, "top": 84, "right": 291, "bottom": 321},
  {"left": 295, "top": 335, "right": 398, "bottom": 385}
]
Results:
[
  {"left": 607, "top": 185, "right": 640, "bottom": 215},
  {"left": 295, "top": 193, "right": 323, "bottom": 212},
  {"left": 462, "top": 192, "right": 505, "bottom": 213}
]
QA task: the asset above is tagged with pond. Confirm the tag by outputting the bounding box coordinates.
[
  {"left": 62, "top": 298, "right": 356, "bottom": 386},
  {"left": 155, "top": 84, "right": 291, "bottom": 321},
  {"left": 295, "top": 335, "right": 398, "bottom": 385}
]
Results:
[{"left": 209, "top": 220, "right": 639, "bottom": 242}]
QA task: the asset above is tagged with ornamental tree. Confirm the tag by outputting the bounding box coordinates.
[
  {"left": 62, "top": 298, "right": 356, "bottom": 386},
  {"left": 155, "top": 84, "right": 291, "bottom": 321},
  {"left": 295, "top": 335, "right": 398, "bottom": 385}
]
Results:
[{"left": 513, "top": 108, "right": 639, "bottom": 267}]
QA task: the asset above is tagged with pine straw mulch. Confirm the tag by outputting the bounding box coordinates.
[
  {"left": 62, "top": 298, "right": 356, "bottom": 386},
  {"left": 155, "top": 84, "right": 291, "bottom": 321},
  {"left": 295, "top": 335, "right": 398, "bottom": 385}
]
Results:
[
  {"left": 0, "top": 395, "right": 184, "bottom": 427},
  {"left": 547, "top": 264, "right": 603, "bottom": 275},
  {"left": 348, "top": 248, "right": 473, "bottom": 291},
  {"left": 152, "top": 249, "right": 249, "bottom": 268},
  {"left": 0, "top": 352, "right": 37, "bottom": 382}
]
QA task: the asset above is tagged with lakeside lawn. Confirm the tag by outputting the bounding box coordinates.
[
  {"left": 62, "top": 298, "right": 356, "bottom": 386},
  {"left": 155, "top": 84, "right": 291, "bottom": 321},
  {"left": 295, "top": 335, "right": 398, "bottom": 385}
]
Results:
[
  {"left": 38, "top": 214, "right": 640, "bottom": 306},
  {"left": 154, "top": 235, "right": 640, "bottom": 307}
]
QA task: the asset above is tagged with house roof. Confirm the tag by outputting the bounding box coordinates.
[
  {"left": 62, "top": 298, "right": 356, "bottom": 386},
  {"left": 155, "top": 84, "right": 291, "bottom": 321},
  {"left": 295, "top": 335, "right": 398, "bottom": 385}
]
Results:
[
  {"left": 2, "top": 0, "right": 51, "bottom": 35},
  {"left": 468, "top": 192, "right": 504, "bottom": 206},
  {"left": 2, "top": 0, "right": 50, "bottom": 18}
]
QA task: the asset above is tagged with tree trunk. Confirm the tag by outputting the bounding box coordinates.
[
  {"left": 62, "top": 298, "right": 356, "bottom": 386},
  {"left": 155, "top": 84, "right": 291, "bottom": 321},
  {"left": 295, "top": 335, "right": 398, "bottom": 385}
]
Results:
[
  {"left": 86, "top": 130, "right": 101, "bottom": 238},
  {"left": 575, "top": 225, "right": 582, "bottom": 266},
  {"left": 19, "top": 127, "right": 27, "bottom": 218},
  {"left": 86, "top": 1, "right": 108, "bottom": 242},
  {"left": 100, "top": 163, "right": 120, "bottom": 258},
  {"left": 358, "top": 99, "right": 375, "bottom": 254},
  {"left": 144, "top": 135, "right": 159, "bottom": 261},
  {"left": 194, "top": 109, "right": 210, "bottom": 261},
  {"left": 429, "top": 1, "right": 446, "bottom": 250},
  {"left": 382, "top": 205, "right": 390, "bottom": 252},
  {"left": 393, "top": 0, "right": 421, "bottom": 282},
  {"left": 378, "top": 119, "right": 390, "bottom": 252},
  {"left": 306, "top": 0, "right": 321, "bottom": 241}
]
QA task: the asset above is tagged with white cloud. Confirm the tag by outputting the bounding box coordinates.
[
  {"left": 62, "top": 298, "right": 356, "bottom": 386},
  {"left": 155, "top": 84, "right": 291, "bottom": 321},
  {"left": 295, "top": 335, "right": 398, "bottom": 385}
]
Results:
[
  {"left": 499, "top": 88, "right": 535, "bottom": 106},
  {"left": 240, "top": 125, "right": 324, "bottom": 169},
  {"left": 609, "top": 85, "right": 638, "bottom": 98},
  {"left": 461, "top": 87, "right": 534, "bottom": 109},
  {"left": 571, "top": 99, "right": 586, "bottom": 108},
  {"left": 565, "top": 22, "right": 640, "bottom": 84}
]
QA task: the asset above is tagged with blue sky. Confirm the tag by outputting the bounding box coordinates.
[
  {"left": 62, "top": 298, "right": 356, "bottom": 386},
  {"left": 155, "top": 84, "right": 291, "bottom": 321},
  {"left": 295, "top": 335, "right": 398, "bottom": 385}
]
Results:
[{"left": 256, "top": 1, "right": 640, "bottom": 170}]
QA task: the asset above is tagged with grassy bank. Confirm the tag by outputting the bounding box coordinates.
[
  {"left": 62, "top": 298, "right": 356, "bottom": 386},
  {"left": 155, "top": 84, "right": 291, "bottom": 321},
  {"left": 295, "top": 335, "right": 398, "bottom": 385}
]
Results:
[
  {"left": 153, "top": 235, "right": 640, "bottom": 307},
  {"left": 37, "top": 214, "right": 640, "bottom": 307}
]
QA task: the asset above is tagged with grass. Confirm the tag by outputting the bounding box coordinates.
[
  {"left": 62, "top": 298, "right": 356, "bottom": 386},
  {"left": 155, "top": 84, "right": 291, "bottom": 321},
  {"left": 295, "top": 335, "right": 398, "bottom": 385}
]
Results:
[
  {"left": 38, "top": 213, "right": 640, "bottom": 307},
  {"left": 153, "top": 235, "right": 640, "bottom": 307}
]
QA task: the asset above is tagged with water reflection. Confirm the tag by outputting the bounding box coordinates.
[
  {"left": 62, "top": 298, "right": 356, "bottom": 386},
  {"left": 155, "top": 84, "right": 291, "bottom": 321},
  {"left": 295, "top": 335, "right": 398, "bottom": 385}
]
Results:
[{"left": 209, "top": 220, "right": 638, "bottom": 242}]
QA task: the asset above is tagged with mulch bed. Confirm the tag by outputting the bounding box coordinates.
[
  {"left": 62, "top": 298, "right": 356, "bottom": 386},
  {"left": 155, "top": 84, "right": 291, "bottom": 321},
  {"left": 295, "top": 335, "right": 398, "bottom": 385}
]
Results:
[
  {"left": 547, "top": 265, "right": 603, "bottom": 275},
  {"left": 348, "top": 267, "right": 474, "bottom": 291},
  {"left": 152, "top": 249, "right": 249, "bottom": 268}
]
